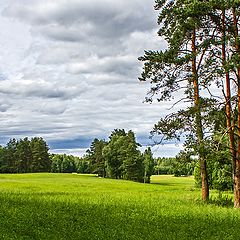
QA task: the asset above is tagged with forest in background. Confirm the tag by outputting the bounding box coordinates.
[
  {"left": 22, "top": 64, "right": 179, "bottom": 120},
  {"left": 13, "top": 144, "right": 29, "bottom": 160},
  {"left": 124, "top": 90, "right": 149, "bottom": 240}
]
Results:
[{"left": 0, "top": 127, "right": 233, "bottom": 191}]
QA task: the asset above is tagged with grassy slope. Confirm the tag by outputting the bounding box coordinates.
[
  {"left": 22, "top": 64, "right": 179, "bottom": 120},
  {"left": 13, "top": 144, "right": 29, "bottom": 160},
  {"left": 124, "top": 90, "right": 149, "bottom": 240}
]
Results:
[{"left": 0, "top": 173, "right": 239, "bottom": 240}]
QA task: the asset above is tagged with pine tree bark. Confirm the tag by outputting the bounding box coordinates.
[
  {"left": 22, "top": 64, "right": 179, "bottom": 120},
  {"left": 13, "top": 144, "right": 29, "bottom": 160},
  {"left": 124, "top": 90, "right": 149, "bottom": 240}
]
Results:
[
  {"left": 222, "top": 10, "right": 235, "bottom": 158},
  {"left": 232, "top": 7, "right": 240, "bottom": 208},
  {"left": 192, "top": 29, "right": 209, "bottom": 202},
  {"left": 221, "top": 9, "right": 238, "bottom": 206}
]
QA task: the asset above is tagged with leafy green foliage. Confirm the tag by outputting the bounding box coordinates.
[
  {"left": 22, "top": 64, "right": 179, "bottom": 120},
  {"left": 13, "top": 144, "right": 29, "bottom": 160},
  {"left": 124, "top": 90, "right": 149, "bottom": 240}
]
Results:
[
  {"left": 86, "top": 138, "right": 107, "bottom": 177},
  {"left": 16, "top": 138, "right": 32, "bottom": 173},
  {"left": 0, "top": 139, "right": 18, "bottom": 173},
  {"left": 154, "top": 153, "right": 196, "bottom": 177},
  {"left": 143, "top": 147, "right": 155, "bottom": 183},
  {"left": 30, "top": 137, "right": 50, "bottom": 172},
  {"left": 50, "top": 154, "right": 89, "bottom": 174},
  {"left": 194, "top": 146, "right": 232, "bottom": 191},
  {"left": 174, "top": 151, "right": 196, "bottom": 177},
  {"left": 154, "top": 157, "right": 175, "bottom": 175},
  {"left": 103, "top": 129, "right": 144, "bottom": 182}
]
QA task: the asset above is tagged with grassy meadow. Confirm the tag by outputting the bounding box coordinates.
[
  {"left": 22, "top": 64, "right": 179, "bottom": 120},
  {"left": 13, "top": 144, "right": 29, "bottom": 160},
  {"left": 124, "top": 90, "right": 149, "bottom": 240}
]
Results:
[{"left": 0, "top": 173, "right": 239, "bottom": 240}]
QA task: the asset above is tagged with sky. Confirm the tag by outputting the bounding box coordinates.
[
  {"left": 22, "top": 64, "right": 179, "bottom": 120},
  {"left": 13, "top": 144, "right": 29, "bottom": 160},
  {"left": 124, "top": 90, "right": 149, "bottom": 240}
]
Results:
[{"left": 0, "top": 0, "right": 184, "bottom": 157}]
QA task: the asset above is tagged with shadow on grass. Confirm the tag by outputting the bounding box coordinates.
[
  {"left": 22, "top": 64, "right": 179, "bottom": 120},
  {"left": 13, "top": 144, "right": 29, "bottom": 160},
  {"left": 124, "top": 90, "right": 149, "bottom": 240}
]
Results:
[{"left": 0, "top": 192, "right": 239, "bottom": 240}]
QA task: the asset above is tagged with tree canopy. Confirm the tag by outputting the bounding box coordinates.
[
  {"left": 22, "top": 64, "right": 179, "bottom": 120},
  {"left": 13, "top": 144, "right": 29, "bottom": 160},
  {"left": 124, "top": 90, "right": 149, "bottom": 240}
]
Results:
[{"left": 139, "top": 0, "right": 240, "bottom": 207}]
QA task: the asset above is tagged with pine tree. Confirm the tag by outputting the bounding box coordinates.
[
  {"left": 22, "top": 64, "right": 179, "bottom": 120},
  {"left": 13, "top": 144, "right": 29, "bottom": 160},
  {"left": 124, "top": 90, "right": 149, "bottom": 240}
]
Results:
[
  {"left": 16, "top": 138, "right": 32, "bottom": 173},
  {"left": 30, "top": 137, "right": 50, "bottom": 172},
  {"left": 122, "top": 131, "right": 144, "bottom": 182},
  {"left": 205, "top": 0, "right": 240, "bottom": 207},
  {"left": 143, "top": 147, "right": 154, "bottom": 183},
  {"left": 103, "top": 129, "right": 144, "bottom": 182},
  {"left": 87, "top": 138, "right": 107, "bottom": 177},
  {"left": 103, "top": 130, "right": 127, "bottom": 179},
  {"left": 139, "top": 0, "right": 214, "bottom": 201},
  {"left": 61, "top": 154, "right": 76, "bottom": 173},
  {"left": 3, "top": 139, "right": 18, "bottom": 173}
]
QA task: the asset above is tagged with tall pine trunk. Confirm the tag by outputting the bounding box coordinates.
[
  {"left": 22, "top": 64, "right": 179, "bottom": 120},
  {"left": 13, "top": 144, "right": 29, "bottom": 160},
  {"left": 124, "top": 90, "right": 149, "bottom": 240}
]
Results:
[
  {"left": 192, "top": 28, "right": 209, "bottom": 202},
  {"left": 232, "top": 7, "right": 240, "bottom": 208},
  {"left": 221, "top": 9, "right": 237, "bottom": 205}
]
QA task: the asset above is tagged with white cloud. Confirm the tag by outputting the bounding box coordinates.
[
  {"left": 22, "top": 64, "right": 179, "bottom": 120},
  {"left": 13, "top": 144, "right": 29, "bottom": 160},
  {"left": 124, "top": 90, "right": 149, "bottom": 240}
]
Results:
[
  {"left": 0, "top": 0, "right": 182, "bottom": 157},
  {"left": 50, "top": 148, "right": 89, "bottom": 157},
  {"left": 150, "top": 144, "right": 184, "bottom": 158},
  {"left": 0, "top": 78, "right": 81, "bottom": 99},
  {"left": 51, "top": 144, "right": 184, "bottom": 158}
]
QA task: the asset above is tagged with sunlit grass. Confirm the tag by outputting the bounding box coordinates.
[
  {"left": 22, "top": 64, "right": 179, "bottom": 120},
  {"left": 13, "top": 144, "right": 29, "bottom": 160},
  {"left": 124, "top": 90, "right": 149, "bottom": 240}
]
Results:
[{"left": 0, "top": 173, "right": 239, "bottom": 239}]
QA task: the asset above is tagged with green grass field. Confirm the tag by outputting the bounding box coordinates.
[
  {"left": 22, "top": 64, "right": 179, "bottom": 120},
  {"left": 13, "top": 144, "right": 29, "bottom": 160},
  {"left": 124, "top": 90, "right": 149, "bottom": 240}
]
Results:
[{"left": 0, "top": 173, "right": 239, "bottom": 240}]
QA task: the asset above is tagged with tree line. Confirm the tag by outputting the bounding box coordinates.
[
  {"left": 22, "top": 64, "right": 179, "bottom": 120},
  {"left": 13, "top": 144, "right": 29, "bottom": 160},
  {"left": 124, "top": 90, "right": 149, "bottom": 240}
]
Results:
[
  {"left": 80, "top": 129, "right": 155, "bottom": 183},
  {"left": 51, "top": 128, "right": 233, "bottom": 191},
  {"left": 0, "top": 137, "right": 92, "bottom": 175},
  {"left": 139, "top": 0, "right": 240, "bottom": 207},
  {"left": 0, "top": 137, "right": 50, "bottom": 173},
  {"left": 0, "top": 130, "right": 155, "bottom": 183},
  {"left": 0, "top": 131, "right": 233, "bottom": 190}
]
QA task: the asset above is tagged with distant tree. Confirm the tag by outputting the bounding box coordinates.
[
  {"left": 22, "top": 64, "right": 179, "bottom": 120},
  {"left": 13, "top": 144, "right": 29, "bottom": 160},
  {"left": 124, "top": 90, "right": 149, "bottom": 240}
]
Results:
[
  {"left": 0, "top": 145, "right": 6, "bottom": 173},
  {"left": 87, "top": 138, "right": 107, "bottom": 177},
  {"left": 15, "top": 138, "right": 32, "bottom": 173},
  {"left": 155, "top": 157, "right": 175, "bottom": 175},
  {"left": 61, "top": 154, "right": 76, "bottom": 173},
  {"left": 103, "top": 129, "right": 144, "bottom": 182},
  {"left": 173, "top": 151, "right": 196, "bottom": 177},
  {"left": 122, "top": 154, "right": 144, "bottom": 182},
  {"left": 121, "top": 131, "right": 144, "bottom": 182},
  {"left": 143, "top": 147, "right": 154, "bottom": 183},
  {"left": 103, "top": 130, "right": 127, "bottom": 179},
  {"left": 50, "top": 154, "right": 63, "bottom": 173},
  {"left": 75, "top": 156, "right": 90, "bottom": 174},
  {"left": 2, "top": 139, "right": 18, "bottom": 173},
  {"left": 50, "top": 153, "right": 91, "bottom": 174},
  {"left": 30, "top": 137, "right": 50, "bottom": 172}
]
